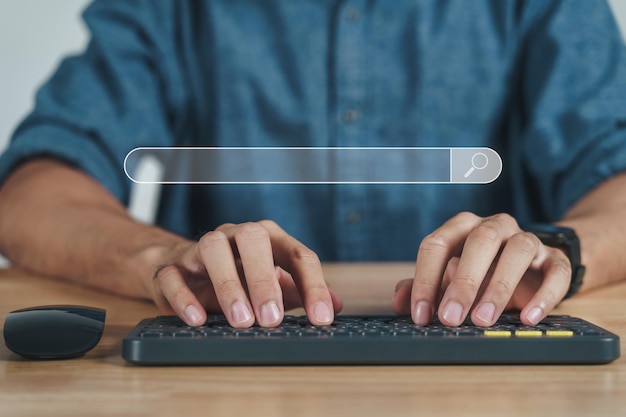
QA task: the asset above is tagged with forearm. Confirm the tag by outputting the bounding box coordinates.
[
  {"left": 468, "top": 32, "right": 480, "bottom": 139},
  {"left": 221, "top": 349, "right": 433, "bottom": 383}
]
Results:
[
  {"left": 0, "top": 159, "right": 190, "bottom": 299},
  {"left": 558, "top": 172, "right": 626, "bottom": 292}
]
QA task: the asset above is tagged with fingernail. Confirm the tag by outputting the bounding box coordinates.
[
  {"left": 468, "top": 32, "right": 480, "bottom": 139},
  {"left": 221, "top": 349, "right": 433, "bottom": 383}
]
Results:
[
  {"left": 441, "top": 300, "right": 464, "bottom": 325},
  {"left": 260, "top": 301, "right": 281, "bottom": 325},
  {"left": 313, "top": 302, "right": 333, "bottom": 324},
  {"left": 413, "top": 300, "right": 432, "bottom": 325},
  {"left": 526, "top": 306, "right": 543, "bottom": 325},
  {"left": 231, "top": 300, "right": 253, "bottom": 324},
  {"left": 474, "top": 302, "right": 496, "bottom": 324},
  {"left": 183, "top": 304, "right": 203, "bottom": 325}
]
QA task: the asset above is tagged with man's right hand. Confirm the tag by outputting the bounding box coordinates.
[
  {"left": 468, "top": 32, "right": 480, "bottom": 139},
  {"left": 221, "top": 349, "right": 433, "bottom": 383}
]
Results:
[{"left": 150, "top": 220, "right": 343, "bottom": 328}]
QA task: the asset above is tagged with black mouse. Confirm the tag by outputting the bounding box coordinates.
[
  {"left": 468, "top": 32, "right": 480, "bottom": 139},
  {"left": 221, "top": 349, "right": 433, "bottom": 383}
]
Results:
[{"left": 3, "top": 305, "right": 106, "bottom": 359}]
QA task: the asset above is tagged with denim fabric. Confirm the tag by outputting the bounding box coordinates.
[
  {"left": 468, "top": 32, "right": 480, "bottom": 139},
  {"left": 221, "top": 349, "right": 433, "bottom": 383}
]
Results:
[{"left": 2, "top": 0, "right": 626, "bottom": 260}]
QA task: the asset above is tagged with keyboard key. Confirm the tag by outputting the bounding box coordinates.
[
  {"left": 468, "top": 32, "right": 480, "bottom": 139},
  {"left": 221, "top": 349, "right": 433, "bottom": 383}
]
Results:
[
  {"left": 139, "top": 331, "right": 164, "bottom": 338},
  {"left": 172, "top": 331, "right": 195, "bottom": 338},
  {"left": 515, "top": 330, "right": 543, "bottom": 337},
  {"left": 546, "top": 330, "right": 574, "bottom": 337},
  {"left": 483, "top": 330, "right": 512, "bottom": 337}
]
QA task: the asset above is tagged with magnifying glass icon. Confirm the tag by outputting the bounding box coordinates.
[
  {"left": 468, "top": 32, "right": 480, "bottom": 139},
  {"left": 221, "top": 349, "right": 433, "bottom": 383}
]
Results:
[{"left": 464, "top": 152, "right": 489, "bottom": 178}]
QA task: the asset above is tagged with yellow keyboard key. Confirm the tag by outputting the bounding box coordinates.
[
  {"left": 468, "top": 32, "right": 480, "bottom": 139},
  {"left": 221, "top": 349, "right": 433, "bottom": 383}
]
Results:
[
  {"left": 546, "top": 330, "right": 574, "bottom": 337},
  {"left": 484, "top": 330, "right": 511, "bottom": 337},
  {"left": 515, "top": 330, "right": 543, "bottom": 338}
]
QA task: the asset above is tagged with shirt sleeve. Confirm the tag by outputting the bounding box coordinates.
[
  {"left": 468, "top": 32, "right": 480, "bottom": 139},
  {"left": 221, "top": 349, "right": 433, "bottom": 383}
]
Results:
[
  {"left": 0, "top": 0, "right": 188, "bottom": 204},
  {"left": 513, "top": 0, "right": 626, "bottom": 221}
]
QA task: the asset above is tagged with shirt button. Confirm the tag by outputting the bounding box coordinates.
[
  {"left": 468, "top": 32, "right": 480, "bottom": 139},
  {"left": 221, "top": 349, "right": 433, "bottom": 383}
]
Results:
[
  {"left": 343, "top": 109, "right": 360, "bottom": 123},
  {"left": 347, "top": 211, "right": 363, "bottom": 224},
  {"left": 345, "top": 8, "right": 360, "bottom": 21}
]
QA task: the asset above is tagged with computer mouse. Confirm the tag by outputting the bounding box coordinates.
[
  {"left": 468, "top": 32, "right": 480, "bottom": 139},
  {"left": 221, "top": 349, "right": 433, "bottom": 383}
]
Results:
[{"left": 3, "top": 305, "right": 106, "bottom": 359}]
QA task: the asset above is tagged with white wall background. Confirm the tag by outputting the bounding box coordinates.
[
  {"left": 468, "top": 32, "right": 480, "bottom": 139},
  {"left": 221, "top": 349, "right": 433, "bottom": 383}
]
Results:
[
  {"left": 613, "top": 0, "right": 626, "bottom": 35},
  {"left": 0, "top": 0, "right": 90, "bottom": 152},
  {"left": 0, "top": 0, "right": 625, "bottom": 266}
]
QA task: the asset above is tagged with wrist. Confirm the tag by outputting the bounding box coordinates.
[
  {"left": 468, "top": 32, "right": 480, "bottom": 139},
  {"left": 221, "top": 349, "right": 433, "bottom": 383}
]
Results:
[
  {"left": 525, "top": 224, "right": 585, "bottom": 299},
  {"left": 128, "top": 228, "right": 192, "bottom": 300}
]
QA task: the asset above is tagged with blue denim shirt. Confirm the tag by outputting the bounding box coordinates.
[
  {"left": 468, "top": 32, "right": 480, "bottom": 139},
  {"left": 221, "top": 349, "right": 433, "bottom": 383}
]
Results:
[{"left": 2, "top": 0, "right": 626, "bottom": 261}]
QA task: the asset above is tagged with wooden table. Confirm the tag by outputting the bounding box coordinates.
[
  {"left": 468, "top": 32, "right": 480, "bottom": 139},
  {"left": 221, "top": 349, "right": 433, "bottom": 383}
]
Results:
[{"left": 1, "top": 264, "right": 624, "bottom": 417}]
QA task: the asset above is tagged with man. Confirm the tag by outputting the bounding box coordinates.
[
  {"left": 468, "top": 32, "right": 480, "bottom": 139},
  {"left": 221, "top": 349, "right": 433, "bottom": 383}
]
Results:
[{"left": 0, "top": 0, "right": 625, "bottom": 329}]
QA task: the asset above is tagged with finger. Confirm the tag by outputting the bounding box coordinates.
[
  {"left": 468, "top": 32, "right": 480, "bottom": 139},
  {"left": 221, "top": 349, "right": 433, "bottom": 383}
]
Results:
[
  {"left": 440, "top": 256, "right": 460, "bottom": 301},
  {"left": 187, "top": 279, "right": 227, "bottom": 314},
  {"left": 261, "top": 220, "right": 335, "bottom": 325},
  {"left": 519, "top": 248, "right": 571, "bottom": 326},
  {"left": 411, "top": 212, "right": 482, "bottom": 325},
  {"left": 277, "top": 266, "right": 344, "bottom": 314},
  {"left": 506, "top": 269, "right": 543, "bottom": 311},
  {"left": 197, "top": 230, "right": 255, "bottom": 328},
  {"left": 215, "top": 223, "right": 239, "bottom": 256},
  {"left": 470, "top": 232, "right": 540, "bottom": 326},
  {"left": 398, "top": 257, "right": 459, "bottom": 321},
  {"left": 329, "top": 288, "right": 344, "bottom": 315},
  {"left": 232, "top": 222, "right": 285, "bottom": 327},
  {"left": 153, "top": 264, "right": 207, "bottom": 326},
  {"left": 450, "top": 257, "right": 495, "bottom": 309},
  {"left": 276, "top": 267, "right": 303, "bottom": 311},
  {"left": 395, "top": 257, "right": 462, "bottom": 320},
  {"left": 392, "top": 279, "right": 413, "bottom": 316},
  {"left": 438, "top": 213, "right": 520, "bottom": 326}
]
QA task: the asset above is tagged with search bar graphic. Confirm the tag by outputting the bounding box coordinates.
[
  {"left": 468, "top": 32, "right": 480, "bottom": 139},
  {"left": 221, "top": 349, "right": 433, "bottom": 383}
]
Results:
[{"left": 124, "top": 147, "right": 502, "bottom": 184}]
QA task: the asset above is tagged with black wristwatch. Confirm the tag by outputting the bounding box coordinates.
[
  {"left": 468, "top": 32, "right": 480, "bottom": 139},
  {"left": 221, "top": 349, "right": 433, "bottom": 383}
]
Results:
[{"left": 526, "top": 224, "right": 585, "bottom": 299}]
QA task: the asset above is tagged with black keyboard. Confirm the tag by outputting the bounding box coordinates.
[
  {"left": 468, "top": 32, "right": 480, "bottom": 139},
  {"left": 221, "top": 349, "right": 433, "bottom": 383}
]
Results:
[{"left": 122, "top": 314, "right": 620, "bottom": 365}]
